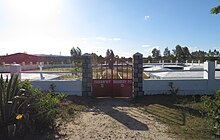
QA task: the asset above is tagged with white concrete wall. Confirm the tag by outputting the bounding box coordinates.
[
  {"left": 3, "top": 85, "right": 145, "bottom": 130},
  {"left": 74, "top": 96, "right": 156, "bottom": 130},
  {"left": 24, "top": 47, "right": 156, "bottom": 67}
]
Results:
[
  {"left": 21, "top": 64, "right": 73, "bottom": 71},
  {"left": 0, "top": 66, "right": 10, "bottom": 72},
  {"left": 143, "top": 79, "right": 220, "bottom": 95},
  {"left": 31, "top": 80, "right": 82, "bottom": 96},
  {"left": 0, "top": 64, "right": 74, "bottom": 72}
]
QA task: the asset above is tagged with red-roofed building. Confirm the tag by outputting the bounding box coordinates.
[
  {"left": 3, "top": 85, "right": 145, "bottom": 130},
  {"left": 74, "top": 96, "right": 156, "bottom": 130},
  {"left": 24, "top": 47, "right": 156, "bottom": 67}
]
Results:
[{"left": 0, "top": 53, "right": 45, "bottom": 64}]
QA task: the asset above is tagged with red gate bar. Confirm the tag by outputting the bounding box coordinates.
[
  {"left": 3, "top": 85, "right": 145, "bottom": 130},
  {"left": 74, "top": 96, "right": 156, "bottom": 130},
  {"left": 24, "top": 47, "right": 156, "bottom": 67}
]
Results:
[
  {"left": 92, "top": 57, "right": 133, "bottom": 97},
  {"left": 93, "top": 79, "right": 132, "bottom": 97}
]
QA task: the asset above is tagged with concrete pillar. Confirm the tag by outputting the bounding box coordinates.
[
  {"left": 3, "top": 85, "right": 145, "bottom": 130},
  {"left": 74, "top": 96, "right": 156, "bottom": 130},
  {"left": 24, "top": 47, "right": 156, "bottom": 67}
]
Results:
[
  {"left": 162, "top": 60, "right": 164, "bottom": 68},
  {"left": 192, "top": 60, "right": 194, "bottom": 65},
  {"left": 148, "top": 61, "right": 150, "bottom": 63},
  {"left": 82, "top": 53, "right": 92, "bottom": 96},
  {"left": 2, "top": 62, "right": 5, "bottom": 67},
  {"left": 159, "top": 60, "right": 161, "bottom": 63},
  {"left": 72, "top": 61, "right": 75, "bottom": 67},
  {"left": 186, "top": 60, "right": 188, "bottom": 64},
  {"left": 175, "top": 60, "right": 178, "bottom": 65},
  {"left": 22, "top": 62, "right": 25, "bottom": 66},
  {"left": 204, "top": 61, "right": 215, "bottom": 93},
  {"left": 10, "top": 64, "right": 21, "bottom": 79},
  {"left": 133, "top": 52, "right": 144, "bottom": 97},
  {"left": 204, "top": 61, "right": 215, "bottom": 80},
  {"left": 38, "top": 62, "right": 44, "bottom": 80},
  {"left": 215, "top": 60, "right": 217, "bottom": 67},
  {"left": 198, "top": 60, "right": 200, "bottom": 65},
  {"left": 170, "top": 60, "right": 172, "bottom": 63}
]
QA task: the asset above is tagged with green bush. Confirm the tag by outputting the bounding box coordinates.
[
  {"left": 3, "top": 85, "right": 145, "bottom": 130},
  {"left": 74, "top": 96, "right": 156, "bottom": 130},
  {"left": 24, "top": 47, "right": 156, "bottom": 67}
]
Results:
[
  {"left": 22, "top": 80, "right": 65, "bottom": 132},
  {"left": 0, "top": 75, "right": 65, "bottom": 139},
  {"left": 202, "top": 90, "right": 220, "bottom": 136},
  {"left": 0, "top": 74, "right": 30, "bottom": 139}
]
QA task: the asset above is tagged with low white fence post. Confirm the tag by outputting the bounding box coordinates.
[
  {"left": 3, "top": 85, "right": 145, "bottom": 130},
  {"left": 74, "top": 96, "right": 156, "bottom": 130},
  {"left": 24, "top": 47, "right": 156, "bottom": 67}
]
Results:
[
  {"left": 203, "top": 61, "right": 215, "bottom": 93},
  {"left": 10, "top": 64, "right": 21, "bottom": 79}
]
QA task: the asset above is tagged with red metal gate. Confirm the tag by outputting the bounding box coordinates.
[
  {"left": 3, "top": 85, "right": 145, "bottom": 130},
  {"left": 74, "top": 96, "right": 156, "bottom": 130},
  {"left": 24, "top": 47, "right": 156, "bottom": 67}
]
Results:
[{"left": 92, "top": 57, "right": 132, "bottom": 97}]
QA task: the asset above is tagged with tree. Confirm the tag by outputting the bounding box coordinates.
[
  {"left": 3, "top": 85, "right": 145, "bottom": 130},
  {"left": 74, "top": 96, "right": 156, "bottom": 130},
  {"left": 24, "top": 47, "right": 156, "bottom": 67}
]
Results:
[
  {"left": 106, "top": 49, "right": 114, "bottom": 59},
  {"left": 163, "top": 47, "right": 171, "bottom": 62},
  {"left": 70, "top": 46, "right": 82, "bottom": 65},
  {"left": 174, "top": 45, "right": 183, "bottom": 61},
  {"left": 191, "top": 50, "right": 207, "bottom": 62},
  {"left": 211, "top": 5, "right": 220, "bottom": 14},
  {"left": 182, "top": 46, "right": 191, "bottom": 60},
  {"left": 152, "top": 48, "right": 161, "bottom": 60},
  {"left": 105, "top": 49, "right": 115, "bottom": 64},
  {"left": 70, "top": 46, "right": 81, "bottom": 59},
  {"left": 91, "top": 53, "right": 99, "bottom": 64},
  {"left": 106, "top": 49, "right": 111, "bottom": 58},
  {"left": 163, "top": 47, "right": 171, "bottom": 57}
]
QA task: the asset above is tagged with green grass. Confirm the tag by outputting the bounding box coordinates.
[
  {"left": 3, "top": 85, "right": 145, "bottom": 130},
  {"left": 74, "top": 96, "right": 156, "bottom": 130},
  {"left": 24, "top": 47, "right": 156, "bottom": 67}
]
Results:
[
  {"left": 59, "top": 73, "right": 82, "bottom": 80},
  {"left": 135, "top": 95, "right": 215, "bottom": 140},
  {"left": 43, "top": 67, "right": 73, "bottom": 72}
]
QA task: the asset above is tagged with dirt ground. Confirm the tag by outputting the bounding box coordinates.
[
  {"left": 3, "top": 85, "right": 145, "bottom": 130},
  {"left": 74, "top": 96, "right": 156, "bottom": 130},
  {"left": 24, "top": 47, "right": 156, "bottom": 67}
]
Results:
[{"left": 58, "top": 98, "right": 177, "bottom": 140}]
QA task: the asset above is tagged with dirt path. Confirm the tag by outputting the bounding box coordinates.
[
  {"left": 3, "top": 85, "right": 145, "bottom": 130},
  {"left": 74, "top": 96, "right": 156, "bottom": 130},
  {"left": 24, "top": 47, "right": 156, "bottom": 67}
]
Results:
[{"left": 59, "top": 98, "right": 176, "bottom": 140}]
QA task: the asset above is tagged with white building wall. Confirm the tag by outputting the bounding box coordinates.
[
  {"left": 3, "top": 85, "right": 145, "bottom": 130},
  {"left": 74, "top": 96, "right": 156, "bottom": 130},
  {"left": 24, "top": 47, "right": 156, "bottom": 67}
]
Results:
[
  {"left": 143, "top": 79, "right": 220, "bottom": 95},
  {"left": 31, "top": 80, "right": 82, "bottom": 96}
]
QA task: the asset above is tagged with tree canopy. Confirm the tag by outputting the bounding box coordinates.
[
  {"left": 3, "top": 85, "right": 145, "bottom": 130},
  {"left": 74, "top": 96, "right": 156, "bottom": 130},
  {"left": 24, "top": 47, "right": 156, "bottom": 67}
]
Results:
[
  {"left": 70, "top": 47, "right": 82, "bottom": 65},
  {"left": 152, "top": 48, "right": 161, "bottom": 59},
  {"left": 70, "top": 47, "right": 82, "bottom": 60},
  {"left": 144, "top": 44, "right": 220, "bottom": 63},
  {"left": 211, "top": 5, "right": 220, "bottom": 14}
]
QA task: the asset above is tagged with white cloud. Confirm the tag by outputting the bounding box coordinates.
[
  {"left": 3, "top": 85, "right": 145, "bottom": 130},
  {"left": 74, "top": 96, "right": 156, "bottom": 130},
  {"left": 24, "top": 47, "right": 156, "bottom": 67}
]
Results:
[
  {"left": 144, "top": 15, "right": 150, "bottom": 21},
  {"left": 113, "top": 38, "right": 121, "bottom": 41},
  {"left": 79, "top": 38, "right": 88, "bottom": 41},
  {"left": 96, "top": 37, "right": 121, "bottom": 41},
  {"left": 142, "top": 45, "right": 150, "bottom": 48},
  {"left": 96, "top": 37, "right": 107, "bottom": 41}
]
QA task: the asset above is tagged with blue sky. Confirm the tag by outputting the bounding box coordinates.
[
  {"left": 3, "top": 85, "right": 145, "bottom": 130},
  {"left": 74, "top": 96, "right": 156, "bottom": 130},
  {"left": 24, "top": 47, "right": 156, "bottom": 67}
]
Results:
[{"left": 0, "top": 0, "right": 220, "bottom": 57}]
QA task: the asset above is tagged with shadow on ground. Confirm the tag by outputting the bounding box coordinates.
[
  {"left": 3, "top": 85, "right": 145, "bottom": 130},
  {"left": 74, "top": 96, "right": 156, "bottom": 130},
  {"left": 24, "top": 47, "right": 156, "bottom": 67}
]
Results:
[{"left": 66, "top": 95, "right": 205, "bottom": 126}]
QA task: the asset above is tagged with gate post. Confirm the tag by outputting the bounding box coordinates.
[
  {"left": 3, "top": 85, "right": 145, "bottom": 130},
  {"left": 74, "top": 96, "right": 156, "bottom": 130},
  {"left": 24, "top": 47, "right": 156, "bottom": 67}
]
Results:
[
  {"left": 82, "top": 53, "right": 92, "bottom": 97},
  {"left": 133, "top": 52, "right": 144, "bottom": 98}
]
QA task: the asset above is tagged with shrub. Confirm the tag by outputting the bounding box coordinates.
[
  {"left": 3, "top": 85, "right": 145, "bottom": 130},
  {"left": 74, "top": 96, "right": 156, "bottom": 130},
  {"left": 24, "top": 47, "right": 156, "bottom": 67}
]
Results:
[
  {"left": 0, "top": 74, "right": 30, "bottom": 139},
  {"left": 0, "top": 75, "right": 65, "bottom": 139},
  {"left": 202, "top": 90, "right": 220, "bottom": 136},
  {"left": 22, "top": 80, "right": 65, "bottom": 133},
  {"left": 168, "top": 82, "right": 179, "bottom": 96}
]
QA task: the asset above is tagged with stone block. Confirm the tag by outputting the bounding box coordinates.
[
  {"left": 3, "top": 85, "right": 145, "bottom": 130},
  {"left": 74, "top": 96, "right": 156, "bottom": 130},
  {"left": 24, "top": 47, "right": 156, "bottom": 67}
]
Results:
[
  {"left": 87, "top": 87, "right": 91, "bottom": 91},
  {"left": 138, "top": 64, "right": 142, "bottom": 68},
  {"left": 138, "top": 74, "right": 142, "bottom": 77},
  {"left": 82, "top": 91, "right": 88, "bottom": 97},
  {"left": 133, "top": 78, "right": 138, "bottom": 82},
  {"left": 133, "top": 69, "right": 138, "bottom": 73},
  {"left": 138, "top": 69, "right": 143, "bottom": 73},
  {"left": 134, "top": 88, "right": 139, "bottom": 92},
  {"left": 87, "top": 83, "right": 91, "bottom": 87},
  {"left": 138, "top": 91, "right": 144, "bottom": 96},
  {"left": 138, "top": 77, "right": 143, "bottom": 81},
  {"left": 134, "top": 60, "right": 139, "bottom": 63},
  {"left": 138, "top": 83, "right": 143, "bottom": 87}
]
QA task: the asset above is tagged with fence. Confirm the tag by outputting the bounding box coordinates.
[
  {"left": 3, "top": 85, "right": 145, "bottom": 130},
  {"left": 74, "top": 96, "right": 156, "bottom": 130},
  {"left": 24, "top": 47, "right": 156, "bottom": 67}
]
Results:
[{"left": 1, "top": 53, "right": 220, "bottom": 96}]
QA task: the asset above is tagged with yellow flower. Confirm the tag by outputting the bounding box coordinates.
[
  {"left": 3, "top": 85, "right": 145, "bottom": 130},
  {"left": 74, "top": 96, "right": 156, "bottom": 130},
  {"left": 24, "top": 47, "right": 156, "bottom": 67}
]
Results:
[{"left": 16, "top": 114, "right": 23, "bottom": 120}]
